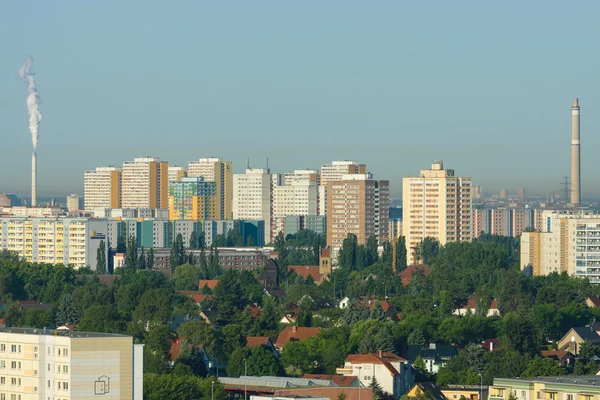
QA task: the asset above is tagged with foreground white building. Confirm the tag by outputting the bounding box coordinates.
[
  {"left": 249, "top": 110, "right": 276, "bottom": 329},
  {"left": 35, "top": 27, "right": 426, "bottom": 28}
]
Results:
[{"left": 0, "top": 327, "right": 143, "bottom": 399}]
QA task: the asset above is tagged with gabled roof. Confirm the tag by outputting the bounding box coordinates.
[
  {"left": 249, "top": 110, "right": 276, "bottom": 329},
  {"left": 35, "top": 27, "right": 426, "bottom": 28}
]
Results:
[
  {"left": 345, "top": 352, "right": 407, "bottom": 376},
  {"left": 275, "top": 326, "right": 321, "bottom": 348},
  {"left": 288, "top": 265, "right": 325, "bottom": 282},
  {"left": 198, "top": 280, "right": 219, "bottom": 290},
  {"left": 176, "top": 291, "right": 211, "bottom": 304},
  {"left": 400, "top": 264, "right": 431, "bottom": 286},
  {"left": 405, "top": 344, "right": 458, "bottom": 362},
  {"left": 567, "top": 327, "right": 600, "bottom": 343},
  {"left": 302, "top": 374, "right": 358, "bottom": 387},
  {"left": 541, "top": 350, "right": 574, "bottom": 360},
  {"left": 587, "top": 296, "right": 600, "bottom": 307},
  {"left": 168, "top": 338, "right": 206, "bottom": 362},
  {"left": 459, "top": 294, "right": 500, "bottom": 310},
  {"left": 246, "top": 336, "right": 273, "bottom": 348},
  {"left": 412, "top": 382, "right": 446, "bottom": 400}
]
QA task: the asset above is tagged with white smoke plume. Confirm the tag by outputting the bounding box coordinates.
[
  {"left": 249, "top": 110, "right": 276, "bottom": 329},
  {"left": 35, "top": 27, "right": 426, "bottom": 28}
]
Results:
[{"left": 19, "top": 57, "right": 42, "bottom": 151}]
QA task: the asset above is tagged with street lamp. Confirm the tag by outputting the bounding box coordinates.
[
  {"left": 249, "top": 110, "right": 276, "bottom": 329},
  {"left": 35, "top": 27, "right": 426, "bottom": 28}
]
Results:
[
  {"left": 357, "top": 366, "right": 362, "bottom": 400},
  {"left": 212, "top": 380, "right": 215, "bottom": 400},
  {"left": 479, "top": 373, "right": 483, "bottom": 400},
  {"left": 244, "top": 358, "right": 248, "bottom": 400}
]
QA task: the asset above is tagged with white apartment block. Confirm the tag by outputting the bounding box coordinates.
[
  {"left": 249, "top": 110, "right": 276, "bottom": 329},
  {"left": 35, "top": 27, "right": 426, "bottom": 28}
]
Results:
[
  {"left": 0, "top": 217, "right": 109, "bottom": 269},
  {"left": 521, "top": 210, "right": 600, "bottom": 283},
  {"left": 0, "top": 327, "right": 143, "bottom": 400},
  {"left": 167, "top": 166, "right": 186, "bottom": 183},
  {"left": 188, "top": 157, "right": 224, "bottom": 181},
  {"left": 272, "top": 170, "right": 319, "bottom": 238},
  {"left": 83, "top": 167, "right": 121, "bottom": 211},
  {"left": 121, "top": 157, "right": 168, "bottom": 210},
  {"left": 403, "top": 161, "right": 472, "bottom": 265},
  {"left": 233, "top": 169, "right": 272, "bottom": 243},
  {"left": 66, "top": 195, "right": 82, "bottom": 213}
]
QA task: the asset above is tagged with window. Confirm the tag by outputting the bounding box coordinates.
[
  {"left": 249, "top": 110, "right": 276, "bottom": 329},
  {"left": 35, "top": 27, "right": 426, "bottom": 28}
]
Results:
[
  {"left": 64, "top": 348, "right": 68, "bottom": 356},
  {"left": 10, "top": 345, "right": 16, "bottom": 353},
  {"left": 567, "top": 396, "right": 573, "bottom": 400},
  {"left": 63, "top": 382, "right": 69, "bottom": 390},
  {"left": 17, "top": 345, "right": 20, "bottom": 353},
  {"left": 0, "top": 344, "right": 4, "bottom": 352},
  {"left": 10, "top": 362, "right": 16, "bottom": 370},
  {"left": 0, "top": 377, "right": 5, "bottom": 384},
  {"left": 11, "top": 377, "right": 16, "bottom": 385},
  {"left": 0, "top": 361, "right": 4, "bottom": 369},
  {"left": 48, "top": 364, "right": 50, "bottom": 372},
  {"left": 63, "top": 365, "right": 68, "bottom": 373},
  {"left": 48, "top": 380, "right": 50, "bottom": 388},
  {"left": 58, "top": 349, "right": 61, "bottom": 356}
]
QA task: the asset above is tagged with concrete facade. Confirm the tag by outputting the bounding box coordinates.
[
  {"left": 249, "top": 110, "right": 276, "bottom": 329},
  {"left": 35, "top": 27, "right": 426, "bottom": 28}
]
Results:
[
  {"left": 84, "top": 167, "right": 121, "bottom": 211},
  {"left": 403, "top": 161, "right": 472, "bottom": 264},
  {"left": 187, "top": 158, "right": 233, "bottom": 220},
  {"left": 121, "top": 157, "right": 168, "bottom": 210}
]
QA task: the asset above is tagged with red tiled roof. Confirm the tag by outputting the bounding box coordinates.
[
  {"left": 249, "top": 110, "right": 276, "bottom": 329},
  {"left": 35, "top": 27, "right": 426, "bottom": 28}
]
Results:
[
  {"left": 303, "top": 374, "right": 358, "bottom": 387},
  {"left": 246, "top": 336, "right": 271, "bottom": 348},
  {"left": 400, "top": 264, "right": 430, "bottom": 286},
  {"left": 168, "top": 338, "right": 204, "bottom": 362},
  {"left": 288, "top": 266, "right": 324, "bottom": 281},
  {"left": 249, "top": 304, "right": 261, "bottom": 318},
  {"left": 345, "top": 352, "right": 406, "bottom": 376},
  {"left": 275, "top": 326, "right": 321, "bottom": 348},
  {"left": 0, "top": 318, "right": 4, "bottom": 325},
  {"left": 463, "top": 294, "right": 499, "bottom": 310},
  {"left": 198, "top": 280, "right": 219, "bottom": 290},
  {"left": 177, "top": 291, "right": 211, "bottom": 304}
]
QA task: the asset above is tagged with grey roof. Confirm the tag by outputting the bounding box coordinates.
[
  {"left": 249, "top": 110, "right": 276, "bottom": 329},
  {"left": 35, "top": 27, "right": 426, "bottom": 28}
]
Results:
[
  {"left": 406, "top": 344, "right": 458, "bottom": 362},
  {"left": 571, "top": 327, "right": 600, "bottom": 343},
  {"left": 0, "top": 327, "right": 129, "bottom": 338},
  {"left": 219, "top": 376, "right": 339, "bottom": 389}
]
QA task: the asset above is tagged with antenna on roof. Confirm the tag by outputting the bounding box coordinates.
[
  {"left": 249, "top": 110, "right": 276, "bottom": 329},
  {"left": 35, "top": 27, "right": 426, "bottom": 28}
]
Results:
[{"left": 247, "top": 158, "right": 250, "bottom": 169}]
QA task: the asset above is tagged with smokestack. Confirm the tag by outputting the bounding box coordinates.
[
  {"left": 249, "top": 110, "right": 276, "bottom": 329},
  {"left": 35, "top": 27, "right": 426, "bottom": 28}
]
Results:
[
  {"left": 571, "top": 98, "right": 581, "bottom": 206},
  {"left": 32, "top": 152, "right": 37, "bottom": 207}
]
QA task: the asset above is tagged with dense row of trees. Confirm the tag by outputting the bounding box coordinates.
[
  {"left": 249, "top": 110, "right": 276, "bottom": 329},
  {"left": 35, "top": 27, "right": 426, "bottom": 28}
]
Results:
[{"left": 4, "top": 229, "right": 600, "bottom": 397}]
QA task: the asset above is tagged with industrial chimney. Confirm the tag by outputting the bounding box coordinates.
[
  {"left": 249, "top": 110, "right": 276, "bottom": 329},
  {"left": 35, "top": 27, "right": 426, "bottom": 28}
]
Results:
[
  {"left": 31, "top": 152, "right": 37, "bottom": 207},
  {"left": 571, "top": 98, "right": 581, "bottom": 207}
]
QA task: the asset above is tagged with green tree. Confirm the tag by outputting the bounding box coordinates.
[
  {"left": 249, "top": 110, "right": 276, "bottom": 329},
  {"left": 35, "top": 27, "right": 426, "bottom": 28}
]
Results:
[
  {"left": 419, "top": 237, "right": 440, "bottom": 265},
  {"left": 55, "top": 292, "right": 79, "bottom": 326},
  {"left": 125, "top": 235, "right": 138, "bottom": 270},
  {"left": 177, "top": 320, "right": 217, "bottom": 354},
  {"left": 396, "top": 235, "right": 407, "bottom": 270},
  {"left": 176, "top": 344, "right": 208, "bottom": 377},
  {"left": 78, "top": 305, "right": 127, "bottom": 333},
  {"left": 338, "top": 234, "right": 358, "bottom": 270},
  {"left": 414, "top": 355, "right": 427, "bottom": 374},
  {"left": 247, "top": 235, "right": 255, "bottom": 247},
  {"left": 170, "top": 234, "right": 186, "bottom": 271},
  {"left": 502, "top": 312, "right": 540, "bottom": 357},
  {"left": 148, "top": 248, "right": 155, "bottom": 270},
  {"left": 407, "top": 328, "right": 426, "bottom": 346},
  {"left": 578, "top": 341, "right": 596, "bottom": 360},
  {"left": 521, "top": 356, "right": 566, "bottom": 377},
  {"left": 132, "top": 288, "right": 173, "bottom": 330},
  {"left": 366, "top": 235, "right": 379, "bottom": 266},
  {"left": 227, "top": 346, "right": 281, "bottom": 377},
  {"left": 221, "top": 324, "right": 247, "bottom": 359},
  {"left": 145, "top": 324, "right": 175, "bottom": 357},
  {"left": 213, "top": 270, "right": 247, "bottom": 325},
  {"left": 96, "top": 240, "right": 107, "bottom": 273}
]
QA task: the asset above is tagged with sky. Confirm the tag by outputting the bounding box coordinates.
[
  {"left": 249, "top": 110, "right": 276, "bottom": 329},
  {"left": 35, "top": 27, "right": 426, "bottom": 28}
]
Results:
[{"left": 1, "top": 1, "right": 599, "bottom": 199}]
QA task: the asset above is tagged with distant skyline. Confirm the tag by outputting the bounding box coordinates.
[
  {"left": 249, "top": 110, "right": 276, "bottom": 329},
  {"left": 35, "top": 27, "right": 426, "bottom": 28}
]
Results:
[{"left": 1, "top": 1, "right": 599, "bottom": 198}]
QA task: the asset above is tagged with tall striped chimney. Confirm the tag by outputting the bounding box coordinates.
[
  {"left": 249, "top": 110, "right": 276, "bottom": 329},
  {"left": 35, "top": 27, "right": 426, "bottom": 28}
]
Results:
[{"left": 571, "top": 98, "right": 581, "bottom": 207}]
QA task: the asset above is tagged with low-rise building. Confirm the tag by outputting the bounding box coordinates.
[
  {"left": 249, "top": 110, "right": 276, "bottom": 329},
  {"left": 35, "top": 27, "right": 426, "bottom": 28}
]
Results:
[
  {"left": 452, "top": 295, "right": 500, "bottom": 317},
  {"left": 556, "top": 326, "right": 600, "bottom": 355},
  {"left": 275, "top": 326, "right": 321, "bottom": 350},
  {"left": 489, "top": 376, "right": 600, "bottom": 400}
]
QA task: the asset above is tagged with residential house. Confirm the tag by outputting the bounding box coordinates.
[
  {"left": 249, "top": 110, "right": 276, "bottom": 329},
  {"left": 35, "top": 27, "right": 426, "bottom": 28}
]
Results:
[
  {"left": 337, "top": 351, "right": 414, "bottom": 399},
  {"left": 167, "top": 314, "right": 204, "bottom": 331},
  {"left": 18, "top": 300, "right": 53, "bottom": 312},
  {"left": 557, "top": 326, "right": 600, "bottom": 355},
  {"left": 280, "top": 315, "right": 296, "bottom": 325},
  {"left": 362, "top": 299, "right": 400, "bottom": 321},
  {"left": 407, "top": 382, "right": 446, "bottom": 400},
  {"left": 453, "top": 295, "right": 500, "bottom": 317},
  {"left": 400, "top": 264, "right": 431, "bottom": 286},
  {"left": 275, "top": 326, "right": 321, "bottom": 350},
  {"left": 339, "top": 297, "right": 351, "bottom": 309},
  {"left": 246, "top": 336, "right": 278, "bottom": 357},
  {"left": 302, "top": 374, "right": 360, "bottom": 387},
  {"left": 198, "top": 279, "right": 219, "bottom": 291},
  {"left": 167, "top": 337, "right": 211, "bottom": 370},
  {"left": 586, "top": 296, "right": 600, "bottom": 308},
  {"left": 405, "top": 343, "right": 458, "bottom": 374},
  {"left": 540, "top": 350, "right": 575, "bottom": 367},
  {"left": 176, "top": 290, "right": 211, "bottom": 305},
  {"left": 482, "top": 339, "right": 500, "bottom": 352}
]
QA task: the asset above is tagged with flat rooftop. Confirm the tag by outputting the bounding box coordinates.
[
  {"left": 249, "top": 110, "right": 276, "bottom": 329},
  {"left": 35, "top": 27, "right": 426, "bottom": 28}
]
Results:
[
  {"left": 0, "top": 327, "right": 129, "bottom": 339},
  {"left": 496, "top": 376, "right": 600, "bottom": 387}
]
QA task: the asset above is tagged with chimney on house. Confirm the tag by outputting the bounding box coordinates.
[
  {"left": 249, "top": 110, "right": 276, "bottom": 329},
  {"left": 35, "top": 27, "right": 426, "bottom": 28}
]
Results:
[
  {"left": 292, "top": 325, "right": 297, "bottom": 333},
  {"left": 378, "top": 350, "right": 383, "bottom": 357}
]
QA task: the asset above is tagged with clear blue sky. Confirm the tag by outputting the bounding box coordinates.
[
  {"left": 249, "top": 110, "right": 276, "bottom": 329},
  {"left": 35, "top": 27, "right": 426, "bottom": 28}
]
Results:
[{"left": 1, "top": 1, "right": 599, "bottom": 198}]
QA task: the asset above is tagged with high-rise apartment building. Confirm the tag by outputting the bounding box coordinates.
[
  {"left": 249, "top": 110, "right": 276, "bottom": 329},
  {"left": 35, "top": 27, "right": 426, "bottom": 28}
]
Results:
[
  {"left": 517, "top": 187, "right": 526, "bottom": 201},
  {"left": 121, "top": 157, "right": 168, "bottom": 209},
  {"left": 326, "top": 174, "right": 389, "bottom": 261},
  {"left": 272, "top": 170, "right": 319, "bottom": 238},
  {"left": 499, "top": 188, "right": 508, "bottom": 199},
  {"left": 521, "top": 210, "right": 600, "bottom": 282},
  {"left": 84, "top": 167, "right": 121, "bottom": 211},
  {"left": 0, "top": 217, "right": 109, "bottom": 269},
  {"left": 319, "top": 161, "right": 366, "bottom": 216},
  {"left": 66, "top": 194, "right": 83, "bottom": 212},
  {"left": 168, "top": 177, "right": 218, "bottom": 221},
  {"left": 0, "top": 327, "right": 143, "bottom": 399},
  {"left": 188, "top": 158, "right": 233, "bottom": 219},
  {"left": 472, "top": 207, "right": 538, "bottom": 238},
  {"left": 402, "top": 161, "right": 472, "bottom": 264},
  {"left": 233, "top": 168, "right": 272, "bottom": 243},
  {"left": 168, "top": 166, "right": 187, "bottom": 183}
]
